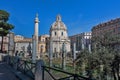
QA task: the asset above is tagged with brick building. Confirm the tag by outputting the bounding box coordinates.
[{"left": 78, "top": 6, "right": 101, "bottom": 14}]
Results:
[
  {"left": 92, "top": 18, "right": 120, "bottom": 36},
  {"left": 92, "top": 18, "right": 120, "bottom": 50}
]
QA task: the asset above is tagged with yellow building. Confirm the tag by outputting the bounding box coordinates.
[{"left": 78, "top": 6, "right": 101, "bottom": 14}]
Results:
[
  {"left": 14, "top": 37, "right": 32, "bottom": 55},
  {"left": 14, "top": 35, "right": 24, "bottom": 42},
  {"left": 14, "top": 34, "right": 50, "bottom": 57},
  {"left": 38, "top": 35, "right": 49, "bottom": 56}
]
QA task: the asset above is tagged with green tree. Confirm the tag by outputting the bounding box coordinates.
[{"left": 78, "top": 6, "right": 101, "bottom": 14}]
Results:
[
  {"left": 0, "top": 10, "right": 14, "bottom": 52},
  {"left": 111, "top": 54, "right": 120, "bottom": 80},
  {"left": 75, "top": 31, "right": 119, "bottom": 79},
  {"left": 92, "top": 31, "right": 120, "bottom": 79}
]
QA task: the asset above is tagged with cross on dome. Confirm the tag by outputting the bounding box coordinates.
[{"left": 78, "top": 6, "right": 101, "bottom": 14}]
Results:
[{"left": 36, "top": 13, "right": 38, "bottom": 18}]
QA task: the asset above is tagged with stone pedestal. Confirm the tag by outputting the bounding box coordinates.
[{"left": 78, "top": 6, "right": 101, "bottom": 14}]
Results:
[{"left": 35, "top": 60, "right": 44, "bottom": 80}]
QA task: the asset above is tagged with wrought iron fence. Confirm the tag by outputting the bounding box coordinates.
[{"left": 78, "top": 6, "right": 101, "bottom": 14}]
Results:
[
  {"left": 4, "top": 56, "right": 36, "bottom": 80},
  {"left": 17, "top": 59, "right": 36, "bottom": 79},
  {"left": 3, "top": 55, "right": 92, "bottom": 80},
  {"left": 42, "top": 65, "right": 91, "bottom": 80}
]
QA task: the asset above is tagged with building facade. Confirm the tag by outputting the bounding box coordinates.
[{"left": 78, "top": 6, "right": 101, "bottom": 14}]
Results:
[
  {"left": 0, "top": 33, "right": 14, "bottom": 53},
  {"left": 92, "top": 18, "right": 120, "bottom": 50},
  {"left": 0, "top": 35, "right": 9, "bottom": 52},
  {"left": 38, "top": 35, "right": 49, "bottom": 56},
  {"left": 92, "top": 18, "right": 120, "bottom": 37},
  {"left": 14, "top": 35, "right": 24, "bottom": 42},
  {"left": 14, "top": 34, "right": 50, "bottom": 57},
  {"left": 69, "top": 32, "right": 92, "bottom": 52},
  {"left": 14, "top": 36, "right": 32, "bottom": 56},
  {"left": 49, "top": 15, "right": 71, "bottom": 58}
]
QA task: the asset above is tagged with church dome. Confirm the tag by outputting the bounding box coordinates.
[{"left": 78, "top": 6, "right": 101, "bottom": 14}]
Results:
[{"left": 50, "top": 15, "right": 67, "bottom": 31}]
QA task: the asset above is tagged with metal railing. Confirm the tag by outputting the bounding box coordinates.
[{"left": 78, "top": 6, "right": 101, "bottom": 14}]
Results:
[
  {"left": 42, "top": 66, "right": 90, "bottom": 80},
  {"left": 3, "top": 55, "right": 92, "bottom": 80},
  {"left": 4, "top": 56, "right": 36, "bottom": 80},
  {"left": 16, "top": 60, "right": 35, "bottom": 79}
]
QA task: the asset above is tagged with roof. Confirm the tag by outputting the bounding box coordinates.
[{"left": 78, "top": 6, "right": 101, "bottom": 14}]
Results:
[
  {"left": 15, "top": 38, "right": 32, "bottom": 43},
  {"left": 92, "top": 18, "right": 120, "bottom": 30},
  {"left": 50, "top": 15, "right": 67, "bottom": 31}
]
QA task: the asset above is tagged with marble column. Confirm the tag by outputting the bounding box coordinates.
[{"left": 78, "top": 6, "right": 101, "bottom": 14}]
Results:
[
  {"left": 49, "top": 40, "right": 53, "bottom": 67},
  {"left": 62, "top": 43, "right": 66, "bottom": 70},
  {"left": 88, "top": 44, "right": 91, "bottom": 53},
  {"left": 32, "top": 35, "right": 36, "bottom": 63},
  {"left": 81, "top": 38, "right": 85, "bottom": 50},
  {"left": 34, "top": 14, "right": 39, "bottom": 58},
  {"left": 73, "top": 43, "right": 76, "bottom": 60},
  {"left": 8, "top": 32, "right": 14, "bottom": 56}
]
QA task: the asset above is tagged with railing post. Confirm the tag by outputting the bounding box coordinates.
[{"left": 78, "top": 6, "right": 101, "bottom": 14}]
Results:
[
  {"left": 7, "top": 56, "right": 9, "bottom": 63},
  {"left": 13, "top": 56, "right": 19, "bottom": 70},
  {"left": 35, "top": 60, "right": 44, "bottom": 80},
  {"left": 42, "top": 66, "right": 44, "bottom": 80},
  {"left": 74, "top": 74, "right": 76, "bottom": 80},
  {"left": 24, "top": 61, "right": 26, "bottom": 74}
]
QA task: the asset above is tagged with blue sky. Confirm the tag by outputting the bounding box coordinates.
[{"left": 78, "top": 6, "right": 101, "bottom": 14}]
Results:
[{"left": 0, "top": 0, "right": 120, "bottom": 37}]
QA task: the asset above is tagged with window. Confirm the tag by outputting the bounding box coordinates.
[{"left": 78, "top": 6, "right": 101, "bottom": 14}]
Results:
[
  {"left": 118, "top": 27, "right": 120, "bottom": 31},
  {"left": 55, "top": 32, "right": 56, "bottom": 36},
  {"left": 41, "top": 45, "right": 44, "bottom": 48},
  {"left": 40, "top": 45, "right": 44, "bottom": 53},
  {"left": 113, "top": 28, "right": 115, "bottom": 33},
  {"left": 54, "top": 48, "right": 56, "bottom": 53},
  {"left": 118, "top": 27, "right": 120, "bottom": 33},
  {"left": 61, "top": 32, "right": 63, "bottom": 36},
  {"left": 42, "top": 39, "right": 45, "bottom": 42}
]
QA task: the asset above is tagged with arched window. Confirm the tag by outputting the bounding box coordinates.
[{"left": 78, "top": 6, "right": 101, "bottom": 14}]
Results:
[
  {"left": 41, "top": 45, "right": 44, "bottom": 48},
  {"left": 55, "top": 32, "right": 57, "bottom": 36},
  {"left": 61, "top": 32, "right": 63, "bottom": 36},
  {"left": 54, "top": 48, "right": 56, "bottom": 53},
  {"left": 41, "top": 45, "right": 44, "bottom": 53}
]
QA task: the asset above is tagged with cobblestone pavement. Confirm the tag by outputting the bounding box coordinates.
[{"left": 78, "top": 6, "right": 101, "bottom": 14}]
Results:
[{"left": 0, "top": 62, "right": 18, "bottom": 80}]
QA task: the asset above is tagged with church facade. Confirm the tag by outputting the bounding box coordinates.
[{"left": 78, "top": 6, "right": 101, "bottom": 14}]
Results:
[{"left": 49, "top": 15, "right": 71, "bottom": 57}]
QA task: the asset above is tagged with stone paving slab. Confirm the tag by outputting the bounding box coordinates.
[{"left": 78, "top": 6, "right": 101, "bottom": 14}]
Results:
[{"left": 0, "top": 62, "right": 18, "bottom": 80}]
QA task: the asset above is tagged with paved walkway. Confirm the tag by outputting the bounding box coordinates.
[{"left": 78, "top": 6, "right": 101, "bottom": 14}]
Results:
[{"left": 0, "top": 62, "right": 18, "bottom": 80}]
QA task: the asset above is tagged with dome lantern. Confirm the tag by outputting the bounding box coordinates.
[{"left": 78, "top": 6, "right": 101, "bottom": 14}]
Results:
[
  {"left": 50, "top": 14, "right": 67, "bottom": 31},
  {"left": 56, "top": 14, "right": 61, "bottom": 22}
]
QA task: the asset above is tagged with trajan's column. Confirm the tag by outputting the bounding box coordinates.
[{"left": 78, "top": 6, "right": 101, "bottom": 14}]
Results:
[{"left": 34, "top": 14, "right": 39, "bottom": 59}]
